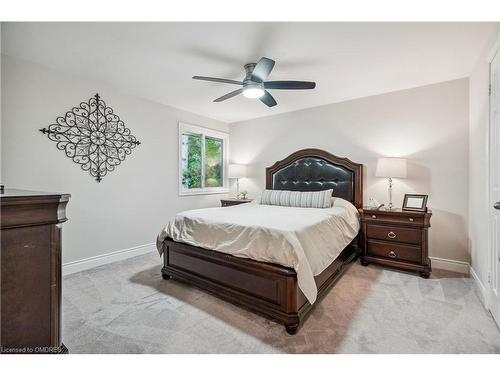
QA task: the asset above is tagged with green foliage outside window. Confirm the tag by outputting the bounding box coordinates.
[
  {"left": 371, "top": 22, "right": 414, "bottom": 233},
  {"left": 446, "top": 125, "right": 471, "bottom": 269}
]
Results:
[
  {"left": 182, "top": 133, "right": 202, "bottom": 189},
  {"left": 205, "top": 137, "right": 223, "bottom": 187},
  {"left": 182, "top": 134, "right": 223, "bottom": 190}
]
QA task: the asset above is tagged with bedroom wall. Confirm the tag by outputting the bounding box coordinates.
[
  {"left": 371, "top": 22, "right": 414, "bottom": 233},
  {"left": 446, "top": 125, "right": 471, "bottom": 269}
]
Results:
[
  {"left": 1, "top": 55, "right": 230, "bottom": 266},
  {"left": 469, "top": 25, "right": 500, "bottom": 303},
  {"left": 229, "top": 79, "right": 470, "bottom": 265}
]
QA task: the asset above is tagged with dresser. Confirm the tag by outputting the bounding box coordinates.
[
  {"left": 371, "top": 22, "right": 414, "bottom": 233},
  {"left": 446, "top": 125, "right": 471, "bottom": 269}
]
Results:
[
  {"left": 359, "top": 208, "right": 432, "bottom": 278},
  {"left": 1, "top": 189, "right": 70, "bottom": 354},
  {"left": 220, "top": 198, "right": 253, "bottom": 207}
]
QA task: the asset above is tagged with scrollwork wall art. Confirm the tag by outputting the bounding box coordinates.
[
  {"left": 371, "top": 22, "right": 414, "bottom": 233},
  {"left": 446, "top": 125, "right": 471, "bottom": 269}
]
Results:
[{"left": 40, "top": 93, "right": 140, "bottom": 182}]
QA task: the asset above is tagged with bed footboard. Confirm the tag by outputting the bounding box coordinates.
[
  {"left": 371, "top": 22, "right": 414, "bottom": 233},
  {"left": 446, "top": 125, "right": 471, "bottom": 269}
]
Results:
[{"left": 161, "top": 238, "right": 359, "bottom": 334}]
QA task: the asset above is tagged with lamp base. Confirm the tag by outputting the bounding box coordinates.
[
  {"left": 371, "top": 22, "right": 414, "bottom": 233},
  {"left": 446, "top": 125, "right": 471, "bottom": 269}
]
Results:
[{"left": 388, "top": 177, "right": 393, "bottom": 210}]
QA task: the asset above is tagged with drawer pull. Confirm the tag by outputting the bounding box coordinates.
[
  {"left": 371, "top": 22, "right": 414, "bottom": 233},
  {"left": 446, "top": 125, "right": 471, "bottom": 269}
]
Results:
[
  {"left": 408, "top": 218, "right": 414, "bottom": 222},
  {"left": 387, "top": 231, "right": 397, "bottom": 239},
  {"left": 388, "top": 251, "right": 397, "bottom": 258},
  {"left": 371, "top": 215, "right": 377, "bottom": 219}
]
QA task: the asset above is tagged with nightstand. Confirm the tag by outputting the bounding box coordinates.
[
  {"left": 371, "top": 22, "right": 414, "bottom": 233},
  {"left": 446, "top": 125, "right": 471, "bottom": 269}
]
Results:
[
  {"left": 220, "top": 198, "right": 253, "bottom": 207},
  {"left": 359, "top": 208, "right": 432, "bottom": 278}
]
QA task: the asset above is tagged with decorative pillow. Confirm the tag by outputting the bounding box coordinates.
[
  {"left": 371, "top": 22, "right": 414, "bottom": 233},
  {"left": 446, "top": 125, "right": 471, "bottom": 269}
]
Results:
[{"left": 260, "top": 189, "right": 333, "bottom": 208}]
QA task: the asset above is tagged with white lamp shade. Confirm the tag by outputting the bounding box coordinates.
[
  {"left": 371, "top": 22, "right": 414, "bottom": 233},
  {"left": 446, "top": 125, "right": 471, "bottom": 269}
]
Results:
[
  {"left": 375, "top": 157, "right": 407, "bottom": 178},
  {"left": 228, "top": 164, "right": 247, "bottom": 178}
]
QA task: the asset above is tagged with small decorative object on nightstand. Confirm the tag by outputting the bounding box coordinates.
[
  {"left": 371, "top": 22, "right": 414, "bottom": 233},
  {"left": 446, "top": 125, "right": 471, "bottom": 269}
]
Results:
[
  {"left": 402, "top": 194, "right": 428, "bottom": 212},
  {"left": 221, "top": 198, "right": 253, "bottom": 207},
  {"left": 359, "top": 207, "right": 432, "bottom": 278}
]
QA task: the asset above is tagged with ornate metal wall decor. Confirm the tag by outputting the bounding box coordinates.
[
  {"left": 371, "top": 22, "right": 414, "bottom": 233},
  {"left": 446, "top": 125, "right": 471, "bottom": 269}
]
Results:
[{"left": 40, "top": 93, "right": 140, "bottom": 182}]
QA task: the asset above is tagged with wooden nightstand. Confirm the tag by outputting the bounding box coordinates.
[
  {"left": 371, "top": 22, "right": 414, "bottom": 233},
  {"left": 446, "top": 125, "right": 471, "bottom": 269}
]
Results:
[
  {"left": 220, "top": 198, "right": 253, "bottom": 207},
  {"left": 359, "top": 207, "right": 432, "bottom": 278}
]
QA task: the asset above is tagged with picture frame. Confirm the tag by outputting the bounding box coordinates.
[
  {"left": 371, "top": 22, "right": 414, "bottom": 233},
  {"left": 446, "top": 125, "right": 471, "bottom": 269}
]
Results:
[{"left": 402, "top": 194, "right": 428, "bottom": 212}]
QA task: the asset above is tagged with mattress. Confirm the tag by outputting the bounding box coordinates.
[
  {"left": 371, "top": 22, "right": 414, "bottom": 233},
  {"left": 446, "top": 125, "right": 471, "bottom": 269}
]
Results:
[{"left": 156, "top": 198, "right": 360, "bottom": 304}]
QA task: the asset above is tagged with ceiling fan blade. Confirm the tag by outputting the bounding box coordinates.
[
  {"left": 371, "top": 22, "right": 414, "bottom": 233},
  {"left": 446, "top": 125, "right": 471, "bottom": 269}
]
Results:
[
  {"left": 213, "top": 88, "right": 243, "bottom": 102},
  {"left": 251, "top": 57, "right": 275, "bottom": 82},
  {"left": 193, "top": 76, "right": 243, "bottom": 85},
  {"left": 264, "top": 81, "right": 316, "bottom": 90},
  {"left": 259, "top": 90, "right": 277, "bottom": 107}
]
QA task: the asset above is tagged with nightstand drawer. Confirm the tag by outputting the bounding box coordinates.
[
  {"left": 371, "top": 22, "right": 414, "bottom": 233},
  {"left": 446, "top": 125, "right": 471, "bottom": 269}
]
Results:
[
  {"left": 366, "top": 224, "right": 421, "bottom": 244},
  {"left": 367, "top": 240, "right": 421, "bottom": 263},
  {"left": 366, "top": 213, "right": 424, "bottom": 225}
]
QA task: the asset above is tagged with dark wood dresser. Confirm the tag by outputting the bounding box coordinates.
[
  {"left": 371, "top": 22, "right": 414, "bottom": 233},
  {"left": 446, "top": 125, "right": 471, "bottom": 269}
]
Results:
[
  {"left": 359, "top": 207, "right": 432, "bottom": 278},
  {"left": 220, "top": 198, "right": 253, "bottom": 207},
  {"left": 1, "top": 189, "right": 70, "bottom": 354}
]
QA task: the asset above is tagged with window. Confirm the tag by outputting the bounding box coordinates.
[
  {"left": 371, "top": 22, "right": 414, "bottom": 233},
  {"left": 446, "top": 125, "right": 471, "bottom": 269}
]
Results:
[{"left": 179, "top": 123, "right": 229, "bottom": 195}]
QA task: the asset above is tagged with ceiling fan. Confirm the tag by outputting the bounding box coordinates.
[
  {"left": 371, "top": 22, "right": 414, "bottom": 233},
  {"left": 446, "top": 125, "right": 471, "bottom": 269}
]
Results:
[{"left": 192, "top": 57, "right": 316, "bottom": 107}]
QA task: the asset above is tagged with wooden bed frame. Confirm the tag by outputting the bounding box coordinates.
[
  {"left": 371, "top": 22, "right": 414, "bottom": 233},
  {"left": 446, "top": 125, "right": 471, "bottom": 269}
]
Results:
[{"left": 161, "top": 148, "right": 363, "bottom": 334}]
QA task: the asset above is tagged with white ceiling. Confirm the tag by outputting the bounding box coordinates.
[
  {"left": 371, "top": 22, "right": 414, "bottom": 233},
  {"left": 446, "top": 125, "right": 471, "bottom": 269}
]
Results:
[{"left": 2, "top": 22, "right": 497, "bottom": 123}]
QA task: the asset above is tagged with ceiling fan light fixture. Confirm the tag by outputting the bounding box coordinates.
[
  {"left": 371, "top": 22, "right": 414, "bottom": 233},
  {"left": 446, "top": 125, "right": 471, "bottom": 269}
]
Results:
[
  {"left": 193, "top": 56, "right": 316, "bottom": 107},
  {"left": 242, "top": 86, "right": 264, "bottom": 99}
]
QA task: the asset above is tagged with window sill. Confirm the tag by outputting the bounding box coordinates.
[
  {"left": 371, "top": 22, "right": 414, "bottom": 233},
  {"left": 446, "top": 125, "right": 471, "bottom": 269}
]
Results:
[{"left": 179, "top": 189, "right": 230, "bottom": 197}]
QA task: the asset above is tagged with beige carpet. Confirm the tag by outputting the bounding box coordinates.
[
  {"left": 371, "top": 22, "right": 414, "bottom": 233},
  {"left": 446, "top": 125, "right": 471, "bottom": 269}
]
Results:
[{"left": 62, "top": 252, "right": 500, "bottom": 353}]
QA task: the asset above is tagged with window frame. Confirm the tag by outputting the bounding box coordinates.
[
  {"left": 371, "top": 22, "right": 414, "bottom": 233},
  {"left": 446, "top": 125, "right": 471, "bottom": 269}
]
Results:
[{"left": 178, "top": 122, "right": 229, "bottom": 196}]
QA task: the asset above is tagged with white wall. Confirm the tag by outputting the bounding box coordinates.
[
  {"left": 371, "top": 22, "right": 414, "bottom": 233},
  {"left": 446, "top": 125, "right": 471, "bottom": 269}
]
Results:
[
  {"left": 0, "top": 26, "right": 2, "bottom": 179},
  {"left": 469, "top": 26, "right": 500, "bottom": 297},
  {"left": 1, "top": 56, "right": 229, "bottom": 265},
  {"left": 0, "top": 52, "right": 473, "bottom": 268},
  {"left": 230, "top": 79, "right": 470, "bottom": 263}
]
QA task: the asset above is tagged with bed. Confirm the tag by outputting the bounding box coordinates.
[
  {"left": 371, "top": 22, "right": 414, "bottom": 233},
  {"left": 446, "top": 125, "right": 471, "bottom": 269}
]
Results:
[{"left": 158, "top": 148, "right": 363, "bottom": 334}]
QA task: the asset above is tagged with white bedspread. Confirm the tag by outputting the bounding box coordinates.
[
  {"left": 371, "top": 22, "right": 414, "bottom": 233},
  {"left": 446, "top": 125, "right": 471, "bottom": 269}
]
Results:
[{"left": 156, "top": 198, "right": 360, "bottom": 304}]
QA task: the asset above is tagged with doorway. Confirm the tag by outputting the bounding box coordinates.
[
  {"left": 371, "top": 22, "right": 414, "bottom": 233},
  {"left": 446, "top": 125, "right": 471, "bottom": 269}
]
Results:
[{"left": 489, "top": 47, "right": 500, "bottom": 326}]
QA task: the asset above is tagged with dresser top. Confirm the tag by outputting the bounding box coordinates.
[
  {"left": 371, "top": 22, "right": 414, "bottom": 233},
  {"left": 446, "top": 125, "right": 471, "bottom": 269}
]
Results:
[
  {"left": 1, "top": 188, "right": 70, "bottom": 227},
  {"left": 0, "top": 188, "right": 70, "bottom": 199}
]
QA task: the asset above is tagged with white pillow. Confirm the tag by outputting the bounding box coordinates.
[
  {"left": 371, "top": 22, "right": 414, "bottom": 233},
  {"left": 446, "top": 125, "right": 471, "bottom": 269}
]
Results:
[{"left": 260, "top": 189, "right": 333, "bottom": 208}]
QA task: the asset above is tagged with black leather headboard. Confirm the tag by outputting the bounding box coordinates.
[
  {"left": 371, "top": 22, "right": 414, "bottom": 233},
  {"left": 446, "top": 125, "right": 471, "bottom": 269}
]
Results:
[{"left": 265, "top": 148, "right": 363, "bottom": 208}]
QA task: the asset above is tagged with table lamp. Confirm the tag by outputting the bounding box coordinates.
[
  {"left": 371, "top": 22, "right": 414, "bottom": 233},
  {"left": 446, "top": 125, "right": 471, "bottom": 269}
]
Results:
[
  {"left": 228, "top": 164, "right": 247, "bottom": 199},
  {"left": 375, "top": 157, "right": 407, "bottom": 209}
]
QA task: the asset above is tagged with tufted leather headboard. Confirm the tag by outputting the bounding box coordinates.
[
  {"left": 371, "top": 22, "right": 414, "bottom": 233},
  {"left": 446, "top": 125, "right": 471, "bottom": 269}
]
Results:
[{"left": 265, "top": 148, "right": 363, "bottom": 208}]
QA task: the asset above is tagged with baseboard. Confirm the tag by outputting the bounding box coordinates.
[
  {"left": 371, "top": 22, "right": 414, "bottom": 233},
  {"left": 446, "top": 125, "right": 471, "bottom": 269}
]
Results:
[
  {"left": 429, "top": 256, "right": 470, "bottom": 274},
  {"left": 470, "top": 266, "right": 489, "bottom": 309},
  {"left": 62, "top": 242, "right": 156, "bottom": 276}
]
